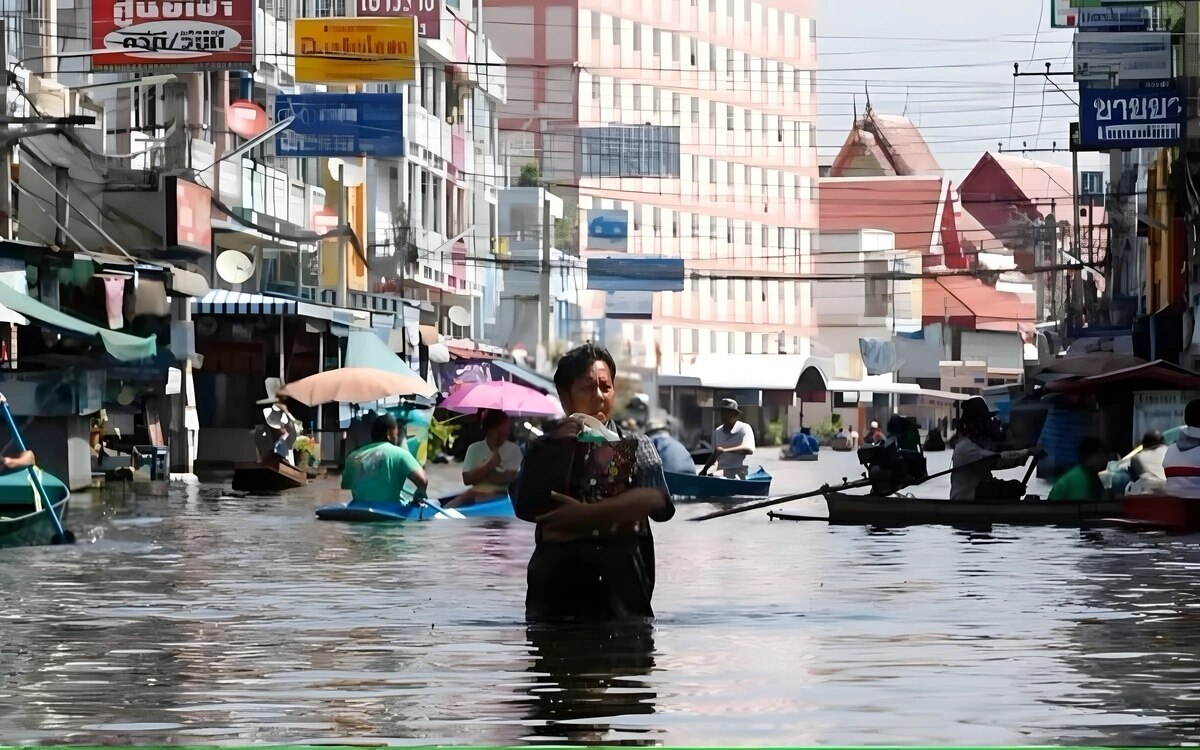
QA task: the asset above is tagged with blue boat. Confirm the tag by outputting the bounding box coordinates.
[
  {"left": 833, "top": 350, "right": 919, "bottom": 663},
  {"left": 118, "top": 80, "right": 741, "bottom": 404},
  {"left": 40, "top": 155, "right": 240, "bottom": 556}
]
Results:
[
  {"left": 0, "top": 470, "right": 71, "bottom": 549},
  {"left": 315, "top": 493, "right": 516, "bottom": 523},
  {"left": 666, "top": 466, "right": 772, "bottom": 499}
]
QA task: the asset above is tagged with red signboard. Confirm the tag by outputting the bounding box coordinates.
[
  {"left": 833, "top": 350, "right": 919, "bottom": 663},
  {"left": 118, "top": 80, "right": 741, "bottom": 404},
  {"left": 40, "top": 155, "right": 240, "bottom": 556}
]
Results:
[
  {"left": 355, "top": 0, "right": 441, "bottom": 39},
  {"left": 91, "top": 0, "right": 255, "bottom": 71},
  {"left": 167, "top": 177, "right": 213, "bottom": 253}
]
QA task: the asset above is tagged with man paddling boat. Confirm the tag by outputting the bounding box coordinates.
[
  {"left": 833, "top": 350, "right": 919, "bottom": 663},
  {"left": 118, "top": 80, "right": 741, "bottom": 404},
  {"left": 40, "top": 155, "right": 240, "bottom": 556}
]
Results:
[{"left": 950, "top": 397, "right": 1041, "bottom": 501}]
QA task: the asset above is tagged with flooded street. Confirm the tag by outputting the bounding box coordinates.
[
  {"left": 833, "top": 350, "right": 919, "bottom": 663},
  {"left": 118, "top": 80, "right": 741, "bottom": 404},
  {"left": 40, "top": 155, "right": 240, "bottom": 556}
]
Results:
[{"left": 2, "top": 450, "right": 1200, "bottom": 745}]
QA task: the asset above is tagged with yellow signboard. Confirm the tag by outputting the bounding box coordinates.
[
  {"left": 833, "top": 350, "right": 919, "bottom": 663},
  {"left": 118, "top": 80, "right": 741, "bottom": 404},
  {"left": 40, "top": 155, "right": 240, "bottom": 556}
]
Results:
[{"left": 295, "top": 17, "right": 418, "bottom": 83}]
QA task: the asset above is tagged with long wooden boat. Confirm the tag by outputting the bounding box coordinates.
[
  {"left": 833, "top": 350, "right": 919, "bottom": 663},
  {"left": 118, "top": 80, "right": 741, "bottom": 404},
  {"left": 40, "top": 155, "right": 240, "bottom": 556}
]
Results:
[
  {"left": 315, "top": 493, "right": 516, "bottom": 522},
  {"left": 232, "top": 459, "right": 308, "bottom": 493},
  {"left": 0, "top": 498, "right": 70, "bottom": 549},
  {"left": 0, "top": 468, "right": 73, "bottom": 550},
  {"left": 1122, "top": 494, "right": 1200, "bottom": 533},
  {"left": 666, "top": 467, "right": 772, "bottom": 499},
  {"left": 810, "top": 490, "right": 1122, "bottom": 528}
]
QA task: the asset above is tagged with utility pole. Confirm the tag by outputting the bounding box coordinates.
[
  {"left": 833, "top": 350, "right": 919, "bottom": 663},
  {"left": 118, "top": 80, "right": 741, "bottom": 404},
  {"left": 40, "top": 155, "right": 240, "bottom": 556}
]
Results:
[
  {"left": 539, "top": 195, "right": 552, "bottom": 371},
  {"left": 0, "top": 19, "right": 10, "bottom": 239},
  {"left": 336, "top": 163, "right": 347, "bottom": 307}
]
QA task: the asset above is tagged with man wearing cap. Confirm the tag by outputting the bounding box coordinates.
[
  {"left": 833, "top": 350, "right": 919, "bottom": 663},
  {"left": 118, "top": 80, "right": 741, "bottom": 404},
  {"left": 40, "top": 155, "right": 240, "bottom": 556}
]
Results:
[
  {"left": 701, "top": 399, "right": 756, "bottom": 479},
  {"left": 950, "top": 396, "right": 1040, "bottom": 501}
]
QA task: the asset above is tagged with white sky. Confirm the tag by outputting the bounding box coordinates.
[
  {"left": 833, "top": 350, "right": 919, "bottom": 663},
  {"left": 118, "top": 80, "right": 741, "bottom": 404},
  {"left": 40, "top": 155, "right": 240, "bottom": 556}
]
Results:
[{"left": 816, "top": 0, "right": 1107, "bottom": 182}]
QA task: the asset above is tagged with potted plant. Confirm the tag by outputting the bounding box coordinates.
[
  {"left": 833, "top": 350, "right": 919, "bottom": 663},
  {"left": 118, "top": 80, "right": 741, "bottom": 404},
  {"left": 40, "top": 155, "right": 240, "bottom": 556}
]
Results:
[{"left": 293, "top": 435, "right": 320, "bottom": 468}]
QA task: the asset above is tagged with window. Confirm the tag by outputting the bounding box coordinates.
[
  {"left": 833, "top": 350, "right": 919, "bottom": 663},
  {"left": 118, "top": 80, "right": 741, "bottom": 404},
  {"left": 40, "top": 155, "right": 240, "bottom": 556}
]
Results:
[
  {"left": 653, "top": 207, "right": 661, "bottom": 235},
  {"left": 810, "top": 17, "right": 817, "bottom": 41},
  {"left": 690, "top": 38, "right": 698, "bottom": 66},
  {"left": 592, "top": 77, "right": 601, "bottom": 101},
  {"left": 709, "top": 100, "right": 716, "bottom": 127},
  {"left": 726, "top": 219, "right": 733, "bottom": 242},
  {"left": 726, "top": 105, "right": 734, "bottom": 130},
  {"left": 691, "top": 213, "right": 700, "bottom": 236},
  {"left": 726, "top": 49, "right": 734, "bottom": 79},
  {"left": 744, "top": 109, "right": 751, "bottom": 132},
  {"left": 777, "top": 226, "right": 785, "bottom": 249},
  {"left": 744, "top": 0, "right": 751, "bottom": 22},
  {"left": 673, "top": 92, "right": 681, "bottom": 116},
  {"left": 710, "top": 159, "right": 717, "bottom": 183},
  {"left": 579, "top": 125, "right": 683, "bottom": 177},
  {"left": 691, "top": 96, "right": 700, "bottom": 123},
  {"left": 613, "top": 17, "right": 621, "bottom": 44},
  {"left": 727, "top": 161, "right": 734, "bottom": 183},
  {"left": 653, "top": 28, "right": 662, "bottom": 55},
  {"left": 864, "top": 259, "right": 891, "bottom": 318},
  {"left": 613, "top": 81, "right": 621, "bottom": 108},
  {"left": 776, "top": 61, "right": 783, "bottom": 85},
  {"left": 709, "top": 43, "right": 716, "bottom": 71},
  {"left": 591, "top": 11, "right": 600, "bottom": 40},
  {"left": 777, "top": 115, "right": 783, "bottom": 142},
  {"left": 672, "top": 211, "right": 679, "bottom": 237},
  {"left": 632, "top": 83, "right": 642, "bottom": 110},
  {"left": 633, "top": 22, "right": 641, "bottom": 51},
  {"left": 745, "top": 221, "right": 753, "bottom": 245},
  {"left": 762, "top": 224, "right": 770, "bottom": 247}
]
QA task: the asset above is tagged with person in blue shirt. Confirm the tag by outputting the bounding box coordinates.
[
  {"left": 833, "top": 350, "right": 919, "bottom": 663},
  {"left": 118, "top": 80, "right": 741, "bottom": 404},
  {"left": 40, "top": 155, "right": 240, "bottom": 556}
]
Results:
[{"left": 645, "top": 419, "right": 696, "bottom": 475}]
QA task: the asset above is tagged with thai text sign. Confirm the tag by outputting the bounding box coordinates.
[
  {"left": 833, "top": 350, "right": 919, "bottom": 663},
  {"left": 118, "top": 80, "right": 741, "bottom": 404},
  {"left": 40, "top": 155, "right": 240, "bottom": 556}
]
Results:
[
  {"left": 275, "top": 93, "right": 405, "bottom": 158},
  {"left": 1079, "top": 79, "right": 1184, "bottom": 150},
  {"left": 294, "top": 17, "right": 418, "bottom": 83},
  {"left": 1073, "top": 31, "right": 1172, "bottom": 81},
  {"left": 91, "top": 0, "right": 255, "bottom": 71},
  {"left": 356, "top": 0, "right": 441, "bottom": 39}
]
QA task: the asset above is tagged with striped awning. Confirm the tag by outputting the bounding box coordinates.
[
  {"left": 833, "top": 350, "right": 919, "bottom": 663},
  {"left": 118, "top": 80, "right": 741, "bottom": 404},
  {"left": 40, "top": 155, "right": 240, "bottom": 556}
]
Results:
[{"left": 192, "top": 290, "right": 298, "bottom": 316}]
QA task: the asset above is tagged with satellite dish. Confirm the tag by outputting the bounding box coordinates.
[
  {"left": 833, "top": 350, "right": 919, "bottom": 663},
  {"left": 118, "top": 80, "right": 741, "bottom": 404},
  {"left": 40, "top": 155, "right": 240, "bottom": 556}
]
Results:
[
  {"left": 428, "top": 343, "right": 451, "bottom": 364},
  {"left": 447, "top": 305, "right": 471, "bottom": 327},
  {"left": 216, "top": 250, "right": 255, "bottom": 284}
]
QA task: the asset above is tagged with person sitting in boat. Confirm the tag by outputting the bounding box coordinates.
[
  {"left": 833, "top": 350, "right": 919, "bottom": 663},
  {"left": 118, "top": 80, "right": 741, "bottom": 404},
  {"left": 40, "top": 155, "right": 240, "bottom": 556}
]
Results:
[
  {"left": 923, "top": 428, "right": 946, "bottom": 452},
  {"left": 864, "top": 421, "right": 885, "bottom": 446},
  {"left": 1127, "top": 430, "right": 1168, "bottom": 495},
  {"left": 700, "top": 399, "right": 756, "bottom": 479},
  {"left": 0, "top": 449, "right": 34, "bottom": 473},
  {"left": 1163, "top": 399, "right": 1200, "bottom": 498},
  {"left": 1048, "top": 437, "right": 1110, "bottom": 502},
  {"left": 262, "top": 405, "right": 296, "bottom": 465},
  {"left": 341, "top": 414, "right": 428, "bottom": 504},
  {"left": 509, "top": 343, "right": 674, "bottom": 623},
  {"left": 645, "top": 418, "right": 696, "bottom": 475},
  {"left": 445, "top": 409, "right": 524, "bottom": 509},
  {"left": 950, "top": 396, "right": 1040, "bottom": 501},
  {"left": 787, "top": 428, "right": 819, "bottom": 458}
]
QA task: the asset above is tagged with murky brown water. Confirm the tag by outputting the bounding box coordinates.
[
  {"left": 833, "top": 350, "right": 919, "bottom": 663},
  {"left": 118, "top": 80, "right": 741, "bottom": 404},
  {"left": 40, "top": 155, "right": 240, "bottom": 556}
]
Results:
[{"left": 1, "top": 451, "right": 1198, "bottom": 745}]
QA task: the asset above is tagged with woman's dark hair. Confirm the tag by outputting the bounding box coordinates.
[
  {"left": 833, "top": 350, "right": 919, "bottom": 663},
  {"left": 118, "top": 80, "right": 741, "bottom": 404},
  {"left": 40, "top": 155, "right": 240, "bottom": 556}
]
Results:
[
  {"left": 553, "top": 343, "right": 617, "bottom": 396},
  {"left": 371, "top": 413, "right": 398, "bottom": 442},
  {"left": 479, "top": 408, "right": 509, "bottom": 432},
  {"left": 1142, "top": 430, "right": 1166, "bottom": 449}
]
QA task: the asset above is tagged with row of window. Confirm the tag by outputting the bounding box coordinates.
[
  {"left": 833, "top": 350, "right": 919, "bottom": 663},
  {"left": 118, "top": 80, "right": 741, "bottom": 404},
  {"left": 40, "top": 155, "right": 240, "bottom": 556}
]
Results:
[{"left": 589, "top": 3, "right": 815, "bottom": 57}]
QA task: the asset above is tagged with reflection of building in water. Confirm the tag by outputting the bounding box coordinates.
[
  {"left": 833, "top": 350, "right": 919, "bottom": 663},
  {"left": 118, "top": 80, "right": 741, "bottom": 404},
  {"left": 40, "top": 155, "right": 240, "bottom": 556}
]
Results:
[
  {"left": 1051, "top": 535, "right": 1200, "bottom": 744},
  {"left": 522, "top": 622, "right": 661, "bottom": 744}
]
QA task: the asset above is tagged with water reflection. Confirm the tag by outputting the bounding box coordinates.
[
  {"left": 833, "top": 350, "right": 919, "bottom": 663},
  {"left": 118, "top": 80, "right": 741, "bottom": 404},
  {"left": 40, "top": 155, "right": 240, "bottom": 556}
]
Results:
[{"left": 522, "top": 621, "right": 659, "bottom": 745}]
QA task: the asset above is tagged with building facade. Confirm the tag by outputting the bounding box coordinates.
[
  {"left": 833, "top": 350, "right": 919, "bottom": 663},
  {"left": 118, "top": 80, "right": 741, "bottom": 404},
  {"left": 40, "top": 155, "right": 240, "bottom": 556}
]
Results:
[{"left": 484, "top": 0, "right": 820, "bottom": 371}]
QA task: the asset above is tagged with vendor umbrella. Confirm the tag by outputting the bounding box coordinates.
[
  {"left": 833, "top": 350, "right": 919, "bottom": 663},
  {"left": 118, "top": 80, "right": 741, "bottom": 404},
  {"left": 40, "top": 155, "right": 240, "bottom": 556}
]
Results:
[
  {"left": 277, "top": 367, "right": 437, "bottom": 406},
  {"left": 441, "top": 380, "right": 563, "bottom": 418}
]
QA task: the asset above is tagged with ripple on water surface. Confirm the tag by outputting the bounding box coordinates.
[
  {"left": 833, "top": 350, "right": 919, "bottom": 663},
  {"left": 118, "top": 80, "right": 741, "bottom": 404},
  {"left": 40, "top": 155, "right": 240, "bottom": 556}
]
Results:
[{"left": 1, "top": 453, "right": 1199, "bottom": 745}]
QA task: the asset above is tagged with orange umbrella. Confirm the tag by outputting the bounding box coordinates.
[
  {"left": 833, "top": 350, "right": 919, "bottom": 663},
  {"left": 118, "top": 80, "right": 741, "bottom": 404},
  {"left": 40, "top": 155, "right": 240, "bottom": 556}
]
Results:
[{"left": 277, "top": 367, "right": 436, "bottom": 406}]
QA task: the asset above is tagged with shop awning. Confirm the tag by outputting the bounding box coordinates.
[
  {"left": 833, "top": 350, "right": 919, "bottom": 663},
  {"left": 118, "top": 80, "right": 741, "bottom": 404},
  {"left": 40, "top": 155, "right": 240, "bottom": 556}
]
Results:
[
  {"left": 0, "top": 282, "right": 156, "bottom": 362},
  {"left": 193, "top": 290, "right": 298, "bottom": 315},
  {"left": 344, "top": 329, "right": 424, "bottom": 379}
]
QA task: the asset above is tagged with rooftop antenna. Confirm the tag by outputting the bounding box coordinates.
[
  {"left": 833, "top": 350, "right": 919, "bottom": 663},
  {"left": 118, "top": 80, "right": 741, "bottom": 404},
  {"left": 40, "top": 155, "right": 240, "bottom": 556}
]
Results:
[
  {"left": 902, "top": 86, "right": 910, "bottom": 117},
  {"left": 864, "top": 81, "right": 872, "bottom": 114}
]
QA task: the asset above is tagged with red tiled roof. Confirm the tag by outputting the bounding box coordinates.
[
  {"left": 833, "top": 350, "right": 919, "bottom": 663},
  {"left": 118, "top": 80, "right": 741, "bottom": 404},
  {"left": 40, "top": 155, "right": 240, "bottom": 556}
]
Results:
[
  {"left": 828, "top": 109, "right": 942, "bottom": 178},
  {"left": 923, "top": 275, "right": 1035, "bottom": 331},
  {"left": 819, "top": 176, "right": 946, "bottom": 254}
]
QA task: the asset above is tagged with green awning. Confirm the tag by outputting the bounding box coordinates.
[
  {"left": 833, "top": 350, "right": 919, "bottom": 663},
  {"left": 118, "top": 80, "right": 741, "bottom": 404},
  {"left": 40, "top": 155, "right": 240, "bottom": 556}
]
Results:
[{"left": 0, "top": 281, "right": 157, "bottom": 362}]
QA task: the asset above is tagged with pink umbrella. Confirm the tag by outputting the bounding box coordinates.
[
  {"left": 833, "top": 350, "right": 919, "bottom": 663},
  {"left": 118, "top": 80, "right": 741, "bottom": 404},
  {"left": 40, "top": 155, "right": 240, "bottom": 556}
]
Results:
[{"left": 441, "top": 380, "right": 563, "bottom": 418}]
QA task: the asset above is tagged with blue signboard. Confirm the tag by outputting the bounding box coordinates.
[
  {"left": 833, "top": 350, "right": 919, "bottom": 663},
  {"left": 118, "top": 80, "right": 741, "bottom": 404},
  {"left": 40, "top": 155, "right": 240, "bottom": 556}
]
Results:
[
  {"left": 1078, "top": 6, "right": 1150, "bottom": 32},
  {"left": 1079, "top": 79, "right": 1184, "bottom": 151},
  {"left": 587, "top": 256, "right": 685, "bottom": 292},
  {"left": 587, "top": 209, "right": 628, "bottom": 251},
  {"left": 275, "top": 93, "right": 405, "bottom": 158}
]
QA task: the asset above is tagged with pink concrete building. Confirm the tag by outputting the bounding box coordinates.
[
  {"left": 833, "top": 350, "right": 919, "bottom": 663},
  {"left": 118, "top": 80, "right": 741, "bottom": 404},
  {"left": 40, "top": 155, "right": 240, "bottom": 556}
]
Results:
[{"left": 483, "top": 0, "right": 819, "bottom": 371}]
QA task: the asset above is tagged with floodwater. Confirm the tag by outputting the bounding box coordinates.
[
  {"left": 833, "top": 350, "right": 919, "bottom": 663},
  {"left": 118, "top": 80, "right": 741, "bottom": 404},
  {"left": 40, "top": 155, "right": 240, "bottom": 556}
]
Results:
[{"left": 2, "top": 449, "right": 1200, "bottom": 746}]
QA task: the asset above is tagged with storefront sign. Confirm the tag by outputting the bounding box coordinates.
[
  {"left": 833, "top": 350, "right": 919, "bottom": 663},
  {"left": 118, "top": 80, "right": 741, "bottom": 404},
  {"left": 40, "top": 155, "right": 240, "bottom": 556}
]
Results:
[
  {"left": 1079, "top": 79, "right": 1185, "bottom": 150},
  {"left": 356, "top": 0, "right": 441, "bottom": 39},
  {"left": 164, "top": 176, "right": 213, "bottom": 253},
  {"left": 1074, "top": 31, "right": 1172, "bottom": 81},
  {"left": 275, "top": 93, "right": 405, "bottom": 158},
  {"left": 294, "top": 17, "right": 418, "bottom": 83},
  {"left": 91, "top": 0, "right": 255, "bottom": 71}
]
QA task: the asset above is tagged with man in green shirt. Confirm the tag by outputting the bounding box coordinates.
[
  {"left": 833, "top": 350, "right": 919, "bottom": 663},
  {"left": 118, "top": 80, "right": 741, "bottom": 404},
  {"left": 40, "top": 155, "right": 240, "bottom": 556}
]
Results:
[
  {"left": 341, "top": 414, "right": 428, "bottom": 503},
  {"left": 1047, "top": 436, "right": 1110, "bottom": 502}
]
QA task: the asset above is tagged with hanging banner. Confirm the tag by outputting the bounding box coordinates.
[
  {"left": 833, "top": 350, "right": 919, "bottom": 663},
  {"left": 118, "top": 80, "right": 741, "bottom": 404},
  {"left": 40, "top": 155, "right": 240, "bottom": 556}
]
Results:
[
  {"left": 356, "top": 0, "right": 441, "bottom": 39},
  {"left": 275, "top": 93, "right": 406, "bottom": 158},
  {"left": 294, "top": 17, "right": 418, "bottom": 83},
  {"left": 91, "top": 0, "right": 255, "bottom": 71}
]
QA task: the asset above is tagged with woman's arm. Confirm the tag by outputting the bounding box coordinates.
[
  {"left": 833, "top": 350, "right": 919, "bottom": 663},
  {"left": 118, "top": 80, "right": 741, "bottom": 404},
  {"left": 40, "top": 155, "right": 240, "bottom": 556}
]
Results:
[{"left": 2, "top": 450, "right": 33, "bottom": 471}]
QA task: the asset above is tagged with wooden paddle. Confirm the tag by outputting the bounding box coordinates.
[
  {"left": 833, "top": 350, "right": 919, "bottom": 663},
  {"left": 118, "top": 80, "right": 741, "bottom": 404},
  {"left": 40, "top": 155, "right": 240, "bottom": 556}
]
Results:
[{"left": 690, "top": 453, "right": 1002, "bottom": 522}]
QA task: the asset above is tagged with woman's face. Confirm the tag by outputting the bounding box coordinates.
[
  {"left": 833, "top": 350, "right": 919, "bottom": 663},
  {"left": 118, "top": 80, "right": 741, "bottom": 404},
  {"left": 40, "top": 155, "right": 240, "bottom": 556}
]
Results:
[
  {"left": 564, "top": 360, "right": 615, "bottom": 422},
  {"left": 489, "top": 415, "right": 510, "bottom": 437}
]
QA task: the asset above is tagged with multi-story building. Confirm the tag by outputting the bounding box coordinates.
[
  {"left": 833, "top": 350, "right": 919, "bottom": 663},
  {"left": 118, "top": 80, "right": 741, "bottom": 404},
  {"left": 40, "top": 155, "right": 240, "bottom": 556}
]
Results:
[{"left": 484, "top": 0, "right": 819, "bottom": 372}]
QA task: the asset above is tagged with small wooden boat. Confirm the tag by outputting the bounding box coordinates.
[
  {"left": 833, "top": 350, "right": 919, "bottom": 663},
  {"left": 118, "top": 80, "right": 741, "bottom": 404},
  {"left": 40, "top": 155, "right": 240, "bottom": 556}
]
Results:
[
  {"left": 666, "top": 467, "right": 772, "bottom": 499},
  {"left": 811, "top": 490, "right": 1122, "bottom": 528},
  {"left": 315, "top": 493, "right": 516, "bottom": 522},
  {"left": 0, "top": 470, "right": 72, "bottom": 550},
  {"left": 232, "top": 459, "right": 308, "bottom": 493},
  {"left": 779, "top": 448, "right": 818, "bottom": 461}
]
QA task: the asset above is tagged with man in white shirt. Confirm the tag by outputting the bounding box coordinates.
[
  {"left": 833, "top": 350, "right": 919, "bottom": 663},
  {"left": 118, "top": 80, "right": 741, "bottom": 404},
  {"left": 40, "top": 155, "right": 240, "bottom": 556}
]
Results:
[
  {"left": 1164, "top": 400, "right": 1200, "bottom": 498},
  {"left": 701, "top": 399, "right": 756, "bottom": 479}
]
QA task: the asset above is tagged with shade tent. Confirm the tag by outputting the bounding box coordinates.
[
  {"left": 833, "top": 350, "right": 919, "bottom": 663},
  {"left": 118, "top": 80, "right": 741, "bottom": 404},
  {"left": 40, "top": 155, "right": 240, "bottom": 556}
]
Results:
[
  {"left": 0, "top": 281, "right": 156, "bottom": 362},
  {"left": 344, "top": 330, "right": 423, "bottom": 379}
]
